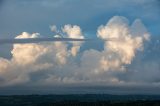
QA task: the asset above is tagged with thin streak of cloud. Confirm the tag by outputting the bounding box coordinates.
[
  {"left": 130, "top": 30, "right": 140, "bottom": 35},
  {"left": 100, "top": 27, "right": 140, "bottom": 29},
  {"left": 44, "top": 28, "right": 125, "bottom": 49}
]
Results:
[
  {"left": 0, "top": 38, "right": 91, "bottom": 44},
  {"left": 0, "top": 37, "right": 116, "bottom": 44}
]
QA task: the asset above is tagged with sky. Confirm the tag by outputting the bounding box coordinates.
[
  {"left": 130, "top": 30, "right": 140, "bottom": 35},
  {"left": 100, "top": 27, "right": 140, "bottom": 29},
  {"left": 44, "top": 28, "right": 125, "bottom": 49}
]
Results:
[{"left": 0, "top": 0, "right": 160, "bottom": 95}]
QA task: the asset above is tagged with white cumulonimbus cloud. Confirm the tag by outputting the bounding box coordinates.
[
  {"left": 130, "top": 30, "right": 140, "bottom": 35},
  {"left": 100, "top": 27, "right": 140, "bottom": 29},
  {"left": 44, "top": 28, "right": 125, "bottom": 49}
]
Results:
[
  {"left": 62, "top": 24, "right": 85, "bottom": 56},
  {"left": 0, "top": 16, "right": 151, "bottom": 87},
  {"left": 96, "top": 16, "right": 149, "bottom": 71},
  {"left": 0, "top": 32, "right": 69, "bottom": 86}
]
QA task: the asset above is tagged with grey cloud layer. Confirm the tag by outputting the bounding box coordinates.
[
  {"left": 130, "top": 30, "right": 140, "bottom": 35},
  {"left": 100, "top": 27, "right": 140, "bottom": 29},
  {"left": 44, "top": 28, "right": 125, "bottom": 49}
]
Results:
[{"left": 0, "top": 0, "right": 159, "bottom": 39}]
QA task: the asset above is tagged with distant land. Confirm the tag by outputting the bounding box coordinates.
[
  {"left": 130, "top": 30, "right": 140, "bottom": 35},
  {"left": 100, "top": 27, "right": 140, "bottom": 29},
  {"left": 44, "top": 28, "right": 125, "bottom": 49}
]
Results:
[{"left": 1, "top": 94, "right": 160, "bottom": 106}]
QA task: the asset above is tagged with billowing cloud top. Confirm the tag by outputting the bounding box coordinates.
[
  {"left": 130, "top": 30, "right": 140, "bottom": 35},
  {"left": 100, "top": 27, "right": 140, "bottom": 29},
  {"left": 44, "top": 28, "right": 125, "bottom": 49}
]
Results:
[{"left": 0, "top": 16, "right": 160, "bottom": 94}]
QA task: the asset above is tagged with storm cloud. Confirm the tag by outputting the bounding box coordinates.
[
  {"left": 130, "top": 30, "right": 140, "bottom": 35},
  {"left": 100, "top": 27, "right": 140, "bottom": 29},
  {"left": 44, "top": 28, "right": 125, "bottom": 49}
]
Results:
[
  {"left": 0, "top": 0, "right": 160, "bottom": 94},
  {"left": 0, "top": 16, "right": 157, "bottom": 94}
]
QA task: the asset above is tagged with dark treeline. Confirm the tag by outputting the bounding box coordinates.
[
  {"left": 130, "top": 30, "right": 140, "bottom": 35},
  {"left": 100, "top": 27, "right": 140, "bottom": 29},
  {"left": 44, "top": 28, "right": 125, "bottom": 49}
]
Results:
[
  {"left": 40, "top": 101, "right": 160, "bottom": 106},
  {"left": 1, "top": 94, "right": 160, "bottom": 106}
]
